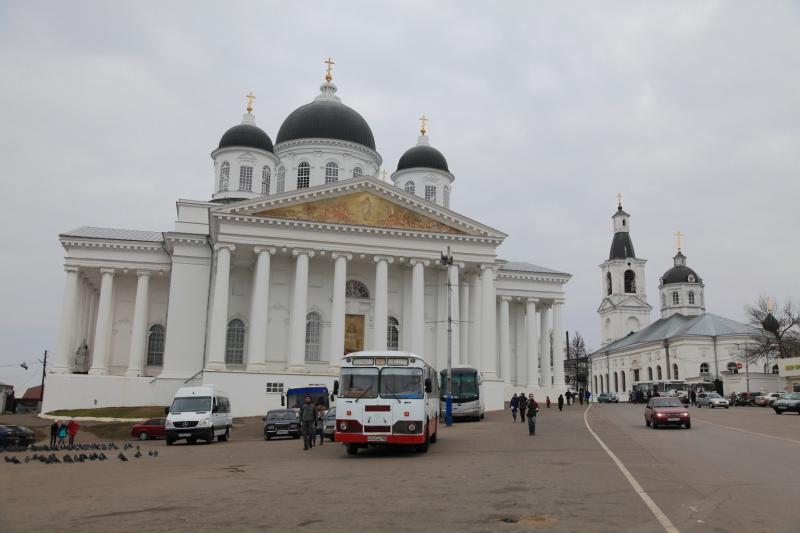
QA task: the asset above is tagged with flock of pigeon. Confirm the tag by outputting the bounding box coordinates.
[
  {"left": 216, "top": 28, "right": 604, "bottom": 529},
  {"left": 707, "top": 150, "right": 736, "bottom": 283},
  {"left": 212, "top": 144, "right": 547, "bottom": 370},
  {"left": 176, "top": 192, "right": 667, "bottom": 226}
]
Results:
[{"left": 2, "top": 441, "right": 159, "bottom": 465}]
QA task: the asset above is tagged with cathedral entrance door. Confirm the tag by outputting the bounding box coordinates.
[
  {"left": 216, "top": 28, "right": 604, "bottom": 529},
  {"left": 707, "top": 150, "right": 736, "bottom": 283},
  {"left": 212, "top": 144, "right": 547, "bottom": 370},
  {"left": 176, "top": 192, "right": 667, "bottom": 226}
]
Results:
[{"left": 344, "top": 314, "right": 365, "bottom": 354}]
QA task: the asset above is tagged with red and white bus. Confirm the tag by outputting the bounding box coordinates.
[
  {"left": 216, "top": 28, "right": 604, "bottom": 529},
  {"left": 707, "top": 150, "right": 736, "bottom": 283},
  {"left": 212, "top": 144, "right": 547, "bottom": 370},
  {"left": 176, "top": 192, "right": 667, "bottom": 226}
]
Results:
[{"left": 334, "top": 351, "right": 440, "bottom": 455}]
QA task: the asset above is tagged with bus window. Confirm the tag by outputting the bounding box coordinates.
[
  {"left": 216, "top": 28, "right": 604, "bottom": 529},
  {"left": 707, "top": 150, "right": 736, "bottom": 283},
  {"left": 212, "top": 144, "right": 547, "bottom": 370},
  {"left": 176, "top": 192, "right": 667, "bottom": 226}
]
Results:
[
  {"left": 380, "top": 368, "right": 423, "bottom": 399},
  {"left": 340, "top": 367, "right": 378, "bottom": 399}
]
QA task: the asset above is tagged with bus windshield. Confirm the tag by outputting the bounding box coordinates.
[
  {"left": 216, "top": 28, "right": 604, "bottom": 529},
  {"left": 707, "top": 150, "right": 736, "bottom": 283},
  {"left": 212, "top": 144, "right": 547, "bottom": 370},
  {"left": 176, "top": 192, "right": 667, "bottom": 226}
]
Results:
[
  {"left": 170, "top": 396, "right": 211, "bottom": 413},
  {"left": 380, "top": 368, "right": 423, "bottom": 399},
  {"left": 442, "top": 372, "right": 479, "bottom": 401},
  {"left": 340, "top": 368, "right": 378, "bottom": 399}
]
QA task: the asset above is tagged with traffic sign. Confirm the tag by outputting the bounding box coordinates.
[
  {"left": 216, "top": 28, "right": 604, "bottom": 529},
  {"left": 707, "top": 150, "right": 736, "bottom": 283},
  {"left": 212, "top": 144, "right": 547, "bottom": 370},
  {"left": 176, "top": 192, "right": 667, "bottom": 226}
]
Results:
[{"left": 736, "top": 362, "right": 743, "bottom": 369}]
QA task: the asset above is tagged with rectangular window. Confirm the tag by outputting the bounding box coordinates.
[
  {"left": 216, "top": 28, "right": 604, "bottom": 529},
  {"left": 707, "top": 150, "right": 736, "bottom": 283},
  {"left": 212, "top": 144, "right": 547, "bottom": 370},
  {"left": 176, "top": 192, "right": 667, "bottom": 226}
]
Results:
[
  {"left": 425, "top": 185, "right": 436, "bottom": 203},
  {"left": 239, "top": 166, "right": 253, "bottom": 191},
  {"left": 265, "top": 382, "right": 284, "bottom": 394}
]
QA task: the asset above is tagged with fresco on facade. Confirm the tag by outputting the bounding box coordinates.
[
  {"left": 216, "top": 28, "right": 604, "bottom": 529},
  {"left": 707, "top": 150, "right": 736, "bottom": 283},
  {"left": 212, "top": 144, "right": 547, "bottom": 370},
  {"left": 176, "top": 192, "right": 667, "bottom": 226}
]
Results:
[
  {"left": 253, "top": 192, "right": 465, "bottom": 234},
  {"left": 344, "top": 314, "right": 365, "bottom": 354}
]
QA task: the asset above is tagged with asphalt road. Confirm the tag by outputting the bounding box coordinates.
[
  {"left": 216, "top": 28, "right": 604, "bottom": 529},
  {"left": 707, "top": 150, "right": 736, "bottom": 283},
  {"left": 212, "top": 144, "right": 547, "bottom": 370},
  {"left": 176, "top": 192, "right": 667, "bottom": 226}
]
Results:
[{"left": 1, "top": 404, "right": 798, "bottom": 533}]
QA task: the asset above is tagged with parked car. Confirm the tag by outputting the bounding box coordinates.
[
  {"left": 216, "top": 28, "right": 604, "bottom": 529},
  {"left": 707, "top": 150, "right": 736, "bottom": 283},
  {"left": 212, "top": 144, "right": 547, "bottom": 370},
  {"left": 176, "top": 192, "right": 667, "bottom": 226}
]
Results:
[
  {"left": 772, "top": 392, "right": 800, "bottom": 415},
  {"left": 323, "top": 407, "right": 336, "bottom": 441},
  {"left": 645, "top": 397, "right": 691, "bottom": 429},
  {"left": 696, "top": 392, "right": 730, "bottom": 409},
  {"left": 755, "top": 392, "right": 783, "bottom": 407},
  {"left": 734, "top": 392, "right": 764, "bottom": 406},
  {"left": 131, "top": 418, "right": 166, "bottom": 440},
  {"left": 263, "top": 409, "right": 301, "bottom": 440},
  {"left": 0, "top": 425, "right": 36, "bottom": 447},
  {"left": 597, "top": 393, "right": 618, "bottom": 403}
]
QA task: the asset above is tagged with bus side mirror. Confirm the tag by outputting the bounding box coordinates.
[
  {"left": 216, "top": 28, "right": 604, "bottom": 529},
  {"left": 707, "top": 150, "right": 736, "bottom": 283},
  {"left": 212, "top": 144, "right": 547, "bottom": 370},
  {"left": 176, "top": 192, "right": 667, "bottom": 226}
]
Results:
[
  {"left": 281, "top": 396, "right": 285, "bottom": 407},
  {"left": 333, "top": 380, "right": 339, "bottom": 396},
  {"left": 425, "top": 378, "right": 432, "bottom": 394}
]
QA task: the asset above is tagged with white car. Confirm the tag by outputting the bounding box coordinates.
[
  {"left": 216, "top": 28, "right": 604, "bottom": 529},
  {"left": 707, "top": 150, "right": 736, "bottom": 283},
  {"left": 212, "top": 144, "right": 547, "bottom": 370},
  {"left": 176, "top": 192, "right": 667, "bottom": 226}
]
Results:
[{"left": 696, "top": 392, "right": 730, "bottom": 409}]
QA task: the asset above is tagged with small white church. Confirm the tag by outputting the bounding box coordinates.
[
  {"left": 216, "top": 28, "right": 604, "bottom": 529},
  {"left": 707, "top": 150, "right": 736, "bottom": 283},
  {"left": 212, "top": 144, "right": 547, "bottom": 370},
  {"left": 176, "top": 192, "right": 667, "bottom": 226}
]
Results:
[
  {"left": 44, "top": 65, "right": 571, "bottom": 416},
  {"left": 590, "top": 201, "right": 763, "bottom": 397}
]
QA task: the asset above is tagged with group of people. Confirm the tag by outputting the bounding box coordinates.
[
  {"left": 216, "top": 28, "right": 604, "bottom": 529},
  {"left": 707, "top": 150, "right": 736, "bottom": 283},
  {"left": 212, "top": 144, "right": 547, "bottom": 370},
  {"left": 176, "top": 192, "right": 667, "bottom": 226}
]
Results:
[
  {"left": 49, "top": 420, "right": 80, "bottom": 448},
  {"left": 508, "top": 393, "right": 540, "bottom": 435},
  {"left": 298, "top": 395, "right": 327, "bottom": 450}
]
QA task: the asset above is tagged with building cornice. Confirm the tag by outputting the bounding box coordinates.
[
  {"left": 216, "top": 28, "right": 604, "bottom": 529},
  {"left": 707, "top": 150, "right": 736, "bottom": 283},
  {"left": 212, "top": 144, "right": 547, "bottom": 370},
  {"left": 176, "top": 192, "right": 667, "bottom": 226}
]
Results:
[
  {"left": 60, "top": 237, "right": 165, "bottom": 252},
  {"left": 274, "top": 138, "right": 383, "bottom": 167}
]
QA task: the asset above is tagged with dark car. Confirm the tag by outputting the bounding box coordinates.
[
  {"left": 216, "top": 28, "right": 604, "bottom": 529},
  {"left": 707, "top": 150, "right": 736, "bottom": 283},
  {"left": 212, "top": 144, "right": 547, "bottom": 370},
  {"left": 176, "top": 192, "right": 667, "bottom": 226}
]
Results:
[
  {"left": 263, "top": 409, "right": 301, "bottom": 440},
  {"left": 131, "top": 418, "right": 167, "bottom": 440},
  {"left": 772, "top": 392, "right": 800, "bottom": 415},
  {"left": 0, "top": 425, "right": 36, "bottom": 448},
  {"left": 323, "top": 407, "right": 336, "bottom": 441},
  {"left": 645, "top": 397, "right": 691, "bottom": 429},
  {"left": 597, "top": 393, "right": 618, "bottom": 403},
  {"left": 735, "top": 392, "right": 764, "bottom": 406}
]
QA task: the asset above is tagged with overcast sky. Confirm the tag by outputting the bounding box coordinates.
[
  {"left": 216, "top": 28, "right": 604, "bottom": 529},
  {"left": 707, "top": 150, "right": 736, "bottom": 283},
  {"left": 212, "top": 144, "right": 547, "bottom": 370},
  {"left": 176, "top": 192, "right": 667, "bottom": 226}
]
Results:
[{"left": 1, "top": 1, "right": 798, "bottom": 391}]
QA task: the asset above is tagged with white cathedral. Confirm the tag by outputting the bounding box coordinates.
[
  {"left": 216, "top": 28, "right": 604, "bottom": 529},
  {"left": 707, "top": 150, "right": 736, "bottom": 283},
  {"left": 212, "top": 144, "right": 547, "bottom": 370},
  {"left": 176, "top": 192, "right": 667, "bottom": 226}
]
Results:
[
  {"left": 590, "top": 201, "right": 762, "bottom": 397},
  {"left": 43, "top": 66, "right": 571, "bottom": 416}
]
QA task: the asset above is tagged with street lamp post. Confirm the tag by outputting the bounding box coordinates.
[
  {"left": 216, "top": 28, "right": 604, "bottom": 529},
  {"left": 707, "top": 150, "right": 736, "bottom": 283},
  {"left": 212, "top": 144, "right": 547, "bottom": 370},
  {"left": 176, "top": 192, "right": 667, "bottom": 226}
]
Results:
[{"left": 441, "top": 247, "right": 454, "bottom": 427}]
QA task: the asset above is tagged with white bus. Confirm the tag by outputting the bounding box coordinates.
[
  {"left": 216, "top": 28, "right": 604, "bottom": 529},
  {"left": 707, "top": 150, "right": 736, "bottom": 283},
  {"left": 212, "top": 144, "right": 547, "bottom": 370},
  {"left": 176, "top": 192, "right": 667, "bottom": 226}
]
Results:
[
  {"left": 334, "top": 351, "right": 440, "bottom": 455},
  {"left": 440, "top": 367, "right": 484, "bottom": 421}
]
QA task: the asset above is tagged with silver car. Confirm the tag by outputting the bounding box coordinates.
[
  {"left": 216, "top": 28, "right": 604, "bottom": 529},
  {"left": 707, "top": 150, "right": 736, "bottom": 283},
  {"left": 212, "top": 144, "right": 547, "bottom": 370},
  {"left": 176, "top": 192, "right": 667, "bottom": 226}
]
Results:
[
  {"left": 323, "top": 407, "right": 336, "bottom": 441},
  {"left": 696, "top": 392, "right": 730, "bottom": 408}
]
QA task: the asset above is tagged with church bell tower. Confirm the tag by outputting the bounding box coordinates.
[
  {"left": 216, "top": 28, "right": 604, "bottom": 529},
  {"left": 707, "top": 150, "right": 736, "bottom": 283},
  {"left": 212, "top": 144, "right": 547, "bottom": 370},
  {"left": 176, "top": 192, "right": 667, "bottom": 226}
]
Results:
[{"left": 598, "top": 197, "right": 652, "bottom": 346}]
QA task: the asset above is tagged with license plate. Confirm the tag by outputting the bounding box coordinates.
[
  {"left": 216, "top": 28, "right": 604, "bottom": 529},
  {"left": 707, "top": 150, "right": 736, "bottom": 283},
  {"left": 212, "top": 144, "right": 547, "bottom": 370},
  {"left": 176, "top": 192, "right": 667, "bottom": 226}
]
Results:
[
  {"left": 277, "top": 430, "right": 288, "bottom": 435},
  {"left": 367, "top": 436, "right": 387, "bottom": 442},
  {"left": 668, "top": 418, "right": 679, "bottom": 421},
  {"left": 179, "top": 433, "right": 190, "bottom": 438}
]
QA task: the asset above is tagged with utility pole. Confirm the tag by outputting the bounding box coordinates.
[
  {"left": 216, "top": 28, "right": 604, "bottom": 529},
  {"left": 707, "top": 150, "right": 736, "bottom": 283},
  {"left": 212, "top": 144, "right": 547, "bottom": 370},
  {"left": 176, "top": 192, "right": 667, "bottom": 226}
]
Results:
[
  {"left": 441, "top": 246, "right": 454, "bottom": 427},
  {"left": 39, "top": 350, "right": 47, "bottom": 412}
]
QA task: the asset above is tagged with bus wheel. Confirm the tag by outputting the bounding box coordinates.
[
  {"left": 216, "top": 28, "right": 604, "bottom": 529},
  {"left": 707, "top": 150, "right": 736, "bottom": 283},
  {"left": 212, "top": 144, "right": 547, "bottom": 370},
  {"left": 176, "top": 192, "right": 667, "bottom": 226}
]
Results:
[
  {"left": 346, "top": 444, "right": 358, "bottom": 456},
  {"left": 416, "top": 429, "right": 430, "bottom": 454},
  {"left": 430, "top": 421, "right": 438, "bottom": 444}
]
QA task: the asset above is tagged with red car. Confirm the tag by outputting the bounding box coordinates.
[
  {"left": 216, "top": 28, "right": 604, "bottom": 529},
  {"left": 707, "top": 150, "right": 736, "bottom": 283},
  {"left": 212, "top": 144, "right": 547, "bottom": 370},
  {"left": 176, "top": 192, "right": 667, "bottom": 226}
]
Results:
[
  {"left": 645, "top": 397, "right": 691, "bottom": 429},
  {"left": 131, "top": 418, "right": 167, "bottom": 440}
]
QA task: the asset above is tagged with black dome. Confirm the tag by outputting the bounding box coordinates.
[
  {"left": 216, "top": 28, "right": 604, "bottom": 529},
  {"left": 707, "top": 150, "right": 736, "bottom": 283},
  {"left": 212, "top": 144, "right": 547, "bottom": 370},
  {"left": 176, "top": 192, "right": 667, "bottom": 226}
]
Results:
[
  {"left": 609, "top": 232, "right": 636, "bottom": 260},
  {"left": 397, "top": 145, "right": 449, "bottom": 172},
  {"left": 661, "top": 266, "right": 702, "bottom": 285},
  {"left": 276, "top": 100, "right": 375, "bottom": 150},
  {"left": 218, "top": 124, "right": 273, "bottom": 152}
]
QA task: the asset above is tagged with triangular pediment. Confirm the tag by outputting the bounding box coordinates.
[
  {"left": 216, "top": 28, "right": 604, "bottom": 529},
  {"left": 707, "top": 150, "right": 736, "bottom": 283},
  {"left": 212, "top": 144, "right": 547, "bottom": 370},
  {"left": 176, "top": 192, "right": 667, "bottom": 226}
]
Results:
[
  {"left": 214, "top": 177, "right": 506, "bottom": 239},
  {"left": 597, "top": 294, "right": 653, "bottom": 313}
]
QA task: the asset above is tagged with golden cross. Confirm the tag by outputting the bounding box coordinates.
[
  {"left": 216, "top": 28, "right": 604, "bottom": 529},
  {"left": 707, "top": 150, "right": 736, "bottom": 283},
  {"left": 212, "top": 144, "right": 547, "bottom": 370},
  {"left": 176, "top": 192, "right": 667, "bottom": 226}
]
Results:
[
  {"left": 767, "top": 296, "right": 774, "bottom": 313},
  {"left": 324, "top": 57, "right": 335, "bottom": 82},
  {"left": 674, "top": 231, "right": 685, "bottom": 251},
  {"left": 616, "top": 193, "right": 622, "bottom": 208},
  {"left": 245, "top": 92, "right": 256, "bottom": 114},
  {"left": 419, "top": 114, "right": 429, "bottom": 135}
]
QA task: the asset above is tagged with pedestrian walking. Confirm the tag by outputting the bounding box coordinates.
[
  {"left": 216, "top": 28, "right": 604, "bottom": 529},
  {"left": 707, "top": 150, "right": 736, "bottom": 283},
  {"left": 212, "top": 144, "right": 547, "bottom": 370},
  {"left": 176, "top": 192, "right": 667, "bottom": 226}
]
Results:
[
  {"left": 299, "top": 396, "right": 317, "bottom": 450},
  {"left": 690, "top": 390, "right": 697, "bottom": 406},
  {"left": 546, "top": 396, "right": 551, "bottom": 408},
  {"left": 67, "top": 419, "right": 80, "bottom": 446},
  {"left": 49, "top": 420, "right": 58, "bottom": 448},
  {"left": 567, "top": 391, "right": 573, "bottom": 405},
  {"left": 518, "top": 393, "right": 527, "bottom": 422},
  {"left": 510, "top": 393, "right": 519, "bottom": 422},
  {"left": 557, "top": 394, "right": 564, "bottom": 412},
  {"left": 56, "top": 422, "right": 68, "bottom": 448},
  {"left": 526, "top": 394, "right": 539, "bottom": 436},
  {"left": 586, "top": 391, "right": 592, "bottom": 404},
  {"left": 315, "top": 403, "right": 326, "bottom": 446},
  {"left": 578, "top": 391, "right": 584, "bottom": 405}
]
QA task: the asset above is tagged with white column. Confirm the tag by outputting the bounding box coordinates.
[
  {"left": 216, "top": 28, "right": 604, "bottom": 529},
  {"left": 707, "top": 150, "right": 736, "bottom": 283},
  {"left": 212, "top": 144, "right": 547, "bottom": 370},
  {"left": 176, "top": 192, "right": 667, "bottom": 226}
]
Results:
[
  {"left": 526, "top": 298, "right": 540, "bottom": 388},
  {"left": 329, "top": 252, "right": 351, "bottom": 365},
  {"left": 539, "top": 303, "right": 552, "bottom": 387},
  {"left": 206, "top": 243, "right": 235, "bottom": 370},
  {"left": 499, "top": 296, "right": 511, "bottom": 380},
  {"left": 125, "top": 270, "right": 151, "bottom": 377},
  {"left": 288, "top": 249, "right": 314, "bottom": 369},
  {"left": 246, "top": 247, "right": 275, "bottom": 371},
  {"left": 89, "top": 268, "right": 115, "bottom": 376},
  {"left": 410, "top": 259, "right": 427, "bottom": 355},
  {"left": 480, "top": 265, "right": 497, "bottom": 378},
  {"left": 514, "top": 302, "right": 526, "bottom": 386},
  {"left": 468, "top": 272, "right": 482, "bottom": 369},
  {"left": 372, "top": 256, "right": 393, "bottom": 350},
  {"left": 448, "top": 264, "right": 461, "bottom": 366},
  {"left": 459, "top": 277, "right": 470, "bottom": 366},
  {"left": 51, "top": 266, "right": 80, "bottom": 374},
  {"left": 75, "top": 280, "right": 88, "bottom": 348},
  {"left": 552, "top": 300, "right": 566, "bottom": 387}
]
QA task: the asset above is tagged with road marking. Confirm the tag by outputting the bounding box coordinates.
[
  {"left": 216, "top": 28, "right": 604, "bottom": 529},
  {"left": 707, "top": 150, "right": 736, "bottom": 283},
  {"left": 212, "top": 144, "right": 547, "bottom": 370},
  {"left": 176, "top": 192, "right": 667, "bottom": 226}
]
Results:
[
  {"left": 584, "top": 405, "right": 680, "bottom": 533},
  {"left": 694, "top": 418, "right": 800, "bottom": 445}
]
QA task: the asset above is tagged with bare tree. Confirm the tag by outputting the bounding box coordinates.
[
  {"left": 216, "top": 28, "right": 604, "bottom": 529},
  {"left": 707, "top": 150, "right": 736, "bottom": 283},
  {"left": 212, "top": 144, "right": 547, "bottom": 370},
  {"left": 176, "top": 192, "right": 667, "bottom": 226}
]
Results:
[
  {"left": 744, "top": 296, "right": 800, "bottom": 361},
  {"left": 565, "top": 331, "right": 591, "bottom": 390}
]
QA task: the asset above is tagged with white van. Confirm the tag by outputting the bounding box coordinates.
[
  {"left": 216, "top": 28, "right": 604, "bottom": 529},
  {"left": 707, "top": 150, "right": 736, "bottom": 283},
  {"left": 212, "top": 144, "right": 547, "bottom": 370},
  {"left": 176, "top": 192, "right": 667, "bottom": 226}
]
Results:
[{"left": 165, "top": 385, "right": 232, "bottom": 445}]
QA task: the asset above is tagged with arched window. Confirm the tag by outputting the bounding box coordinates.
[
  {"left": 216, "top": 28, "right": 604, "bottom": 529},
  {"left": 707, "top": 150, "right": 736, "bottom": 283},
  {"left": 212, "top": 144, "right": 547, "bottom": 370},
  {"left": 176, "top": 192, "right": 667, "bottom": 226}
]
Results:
[
  {"left": 727, "top": 362, "right": 738, "bottom": 374},
  {"left": 146, "top": 324, "right": 165, "bottom": 366},
  {"left": 239, "top": 165, "right": 253, "bottom": 191},
  {"left": 425, "top": 185, "right": 436, "bottom": 203},
  {"left": 624, "top": 270, "right": 636, "bottom": 293},
  {"left": 614, "top": 372, "right": 619, "bottom": 392},
  {"left": 261, "top": 166, "right": 271, "bottom": 195},
  {"left": 219, "top": 161, "right": 230, "bottom": 191},
  {"left": 325, "top": 161, "right": 339, "bottom": 184},
  {"left": 633, "top": 368, "right": 640, "bottom": 382},
  {"left": 606, "top": 272, "right": 612, "bottom": 295},
  {"left": 352, "top": 166, "right": 363, "bottom": 178},
  {"left": 648, "top": 367, "right": 653, "bottom": 381},
  {"left": 700, "top": 362, "right": 709, "bottom": 375},
  {"left": 621, "top": 370, "right": 626, "bottom": 392},
  {"left": 225, "top": 319, "right": 245, "bottom": 365},
  {"left": 672, "top": 291, "right": 680, "bottom": 305},
  {"left": 656, "top": 365, "right": 663, "bottom": 380},
  {"left": 404, "top": 181, "right": 415, "bottom": 195},
  {"left": 297, "top": 162, "right": 310, "bottom": 189},
  {"left": 661, "top": 293, "right": 666, "bottom": 308},
  {"left": 345, "top": 280, "right": 370, "bottom": 299},
  {"left": 672, "top": 363, "right": 679, "bottom": 379},
  {"left": 688, "top": 291, "right": 695, "bottom": 305},
  {"left": 444, "top": 185, "right": 451, "bottom": 208},
  {"left": 387, "top": 317, "right": 400, "bottom": 350},
  {"left": 276, "top": 166, "right": 285, "bottom": 193},
  {"left": 772, "top": 364, "right": 779, "bottom": 374},
  {"left": 305, "top": 312, "right": 321, "bottom": 361}
]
